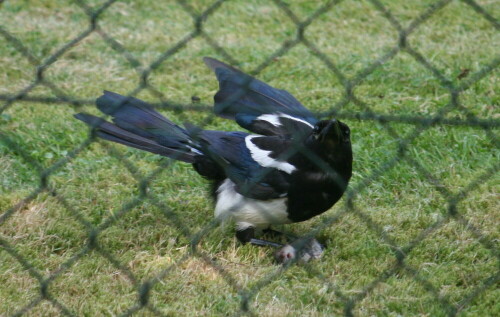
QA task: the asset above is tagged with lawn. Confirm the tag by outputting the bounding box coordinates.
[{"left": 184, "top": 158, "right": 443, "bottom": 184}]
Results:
[{"left": 0, "top": 0, "right": 499, "bottom": 316}]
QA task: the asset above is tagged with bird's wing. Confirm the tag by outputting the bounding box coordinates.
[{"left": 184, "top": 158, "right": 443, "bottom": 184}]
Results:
[
  {"left": 194, "top": 130, "right": 292, "bottom": 200},
  {"left": 204, "top": 57, "right": 318, "bottom": 137}
]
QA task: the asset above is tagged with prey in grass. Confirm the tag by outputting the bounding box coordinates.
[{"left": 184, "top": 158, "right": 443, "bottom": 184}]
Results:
[{"left": 75, "top": 57, "right": 352, "bottom": 263}]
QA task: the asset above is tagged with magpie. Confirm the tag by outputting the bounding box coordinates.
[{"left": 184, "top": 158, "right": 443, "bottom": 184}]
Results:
[{"left": 74, "top": 57, "right": 352, "bottom": 263}]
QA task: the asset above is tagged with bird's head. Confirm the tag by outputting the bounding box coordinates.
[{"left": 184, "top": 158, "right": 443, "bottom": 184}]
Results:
[
  {"left": 311, "top": 119, "right": 350, "bottom": 146},
  {"left": 308, "top": 119, "right": 352, "bottom": 170}
]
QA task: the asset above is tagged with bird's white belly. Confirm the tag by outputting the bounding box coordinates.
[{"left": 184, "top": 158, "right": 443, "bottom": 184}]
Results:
[{"left": 214, "top": 179, "right": 291, "bottom": 230}]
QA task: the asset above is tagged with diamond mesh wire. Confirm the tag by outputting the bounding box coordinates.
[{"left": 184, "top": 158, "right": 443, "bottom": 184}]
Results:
[{"left": 0, "top": 0, "right": 498, "bottom": 316}]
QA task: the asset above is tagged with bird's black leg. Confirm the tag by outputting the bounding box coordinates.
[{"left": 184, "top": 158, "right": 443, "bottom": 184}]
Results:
[
  {"left": 236, "top": 227, "right": 284, "bottom": 248},
  {"left": 249, "top": 238, "right": 284, "bottom": 248},
  {"left": 235, "top": 227, "right": 255, "bottom": 244}
]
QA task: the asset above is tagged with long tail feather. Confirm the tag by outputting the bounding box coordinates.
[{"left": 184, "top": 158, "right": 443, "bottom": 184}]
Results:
[
  {"left": 74, "top": 92, "right": 201, "bottom": 163},
  {"left": 95, "top": 91, "right": 189, "bottom": 147}
]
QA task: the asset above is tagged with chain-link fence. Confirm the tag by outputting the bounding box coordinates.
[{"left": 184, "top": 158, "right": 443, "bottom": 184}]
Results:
[{"left": 1, "top": 0, "right": 498, "bottom": 316}]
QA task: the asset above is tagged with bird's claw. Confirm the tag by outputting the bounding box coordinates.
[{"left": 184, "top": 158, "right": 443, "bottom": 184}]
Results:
[{"left": 274, "top": 238, "right": 324, "bottom": 264}]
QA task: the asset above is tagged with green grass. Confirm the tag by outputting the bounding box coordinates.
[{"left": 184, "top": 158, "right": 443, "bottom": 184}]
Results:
[{"left": 1, "top": 0, "right": 499, "bottom": 316}]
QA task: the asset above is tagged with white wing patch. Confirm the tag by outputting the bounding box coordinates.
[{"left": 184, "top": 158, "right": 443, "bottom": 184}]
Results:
[
  {"left": 256, "top": 113, "right": 281, "bottom": 127},
  {"left": 256, "top": 112, "right": 314, "bottom": 128},
  {"left": 245, "top": 135, "right": 296, "bottom": 174},
  {"left": 278, "top": 113, "right": 314, "bottom": 128}
]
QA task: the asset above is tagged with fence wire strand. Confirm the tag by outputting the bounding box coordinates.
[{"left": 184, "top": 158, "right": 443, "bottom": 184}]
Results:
[{"left": 0, "top": 0, "right": 499, "bottom": 316}]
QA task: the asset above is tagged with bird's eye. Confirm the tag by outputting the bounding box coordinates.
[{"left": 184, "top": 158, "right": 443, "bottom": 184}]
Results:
[{"left": 313, "top": 126, "right": 320, "bottom": 134}]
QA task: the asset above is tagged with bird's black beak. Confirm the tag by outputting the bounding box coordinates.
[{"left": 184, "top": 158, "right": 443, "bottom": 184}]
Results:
[{"left": 318, "top": 119, "right": 342, "bottom": 144}]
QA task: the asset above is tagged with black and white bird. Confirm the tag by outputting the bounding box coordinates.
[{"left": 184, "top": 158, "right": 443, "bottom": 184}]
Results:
[{"left": 75, "top": 57, "right": 353, "bottom": 263}]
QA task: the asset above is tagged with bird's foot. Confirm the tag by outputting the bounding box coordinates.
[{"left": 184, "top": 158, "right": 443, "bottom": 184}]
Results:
[
  {"left": 274, "top": 238, "right": 324, "bottom": 264},
  {"left": 237, "top": 227, "right": 324, "bottom": 264}
]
